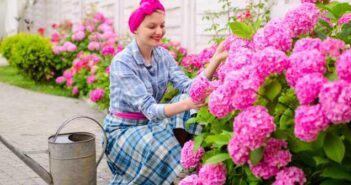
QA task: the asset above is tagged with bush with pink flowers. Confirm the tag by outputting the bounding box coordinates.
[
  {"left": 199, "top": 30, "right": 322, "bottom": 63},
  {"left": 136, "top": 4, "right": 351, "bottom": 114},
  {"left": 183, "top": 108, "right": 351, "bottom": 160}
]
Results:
[{"left": 184, "top": 1, "right": 351, "bottom": 184}]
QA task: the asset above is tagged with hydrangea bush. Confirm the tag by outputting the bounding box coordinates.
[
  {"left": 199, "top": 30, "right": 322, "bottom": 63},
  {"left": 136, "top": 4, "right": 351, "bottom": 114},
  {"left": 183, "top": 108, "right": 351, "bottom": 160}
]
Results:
[{"left": 182, "top": 1, "right": 351, "bottom": 184}]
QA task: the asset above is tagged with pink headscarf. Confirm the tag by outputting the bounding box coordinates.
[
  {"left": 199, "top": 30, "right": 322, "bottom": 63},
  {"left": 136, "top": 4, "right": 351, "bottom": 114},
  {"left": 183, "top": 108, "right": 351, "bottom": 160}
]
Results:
[{"left": 128, "top": 0, "right": 165, "bottom": 33}]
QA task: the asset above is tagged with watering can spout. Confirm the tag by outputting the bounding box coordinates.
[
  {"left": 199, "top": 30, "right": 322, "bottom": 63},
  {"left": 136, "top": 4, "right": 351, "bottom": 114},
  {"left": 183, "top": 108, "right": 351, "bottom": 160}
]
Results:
[{"left": 0, "top": 135, "right": 53, "bottom": 184}]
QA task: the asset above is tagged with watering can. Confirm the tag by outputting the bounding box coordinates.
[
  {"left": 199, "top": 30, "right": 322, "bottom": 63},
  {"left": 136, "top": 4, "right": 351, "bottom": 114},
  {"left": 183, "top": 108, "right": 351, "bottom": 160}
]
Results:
[{"left": 0, "top": 116, "right": 108, "bottom": 185}]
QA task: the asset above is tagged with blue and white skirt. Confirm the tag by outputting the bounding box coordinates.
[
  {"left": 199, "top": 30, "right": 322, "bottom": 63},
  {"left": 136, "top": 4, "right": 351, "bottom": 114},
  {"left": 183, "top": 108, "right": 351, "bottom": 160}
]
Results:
[{"left": 103, "top": 94, "right": 202, "bottom": 185}]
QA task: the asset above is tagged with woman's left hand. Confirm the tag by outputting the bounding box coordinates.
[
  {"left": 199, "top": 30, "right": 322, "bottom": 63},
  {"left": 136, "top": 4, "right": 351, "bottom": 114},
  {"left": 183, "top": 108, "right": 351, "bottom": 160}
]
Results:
[{"left": 212, "top": 41, "right": 228, "bottom": 64}]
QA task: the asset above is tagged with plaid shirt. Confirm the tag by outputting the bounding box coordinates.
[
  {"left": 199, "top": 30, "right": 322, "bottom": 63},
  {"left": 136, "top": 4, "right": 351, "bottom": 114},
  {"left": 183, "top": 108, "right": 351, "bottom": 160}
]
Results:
[{"left": 109, "top": 39, "right": 193, "bottom": 121}]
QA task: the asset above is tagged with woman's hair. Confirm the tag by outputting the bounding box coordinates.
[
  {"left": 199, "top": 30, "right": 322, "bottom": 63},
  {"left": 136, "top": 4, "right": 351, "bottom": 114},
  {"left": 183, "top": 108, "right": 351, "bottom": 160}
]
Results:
[{"left": 128, "top": 0, "right": 165, "bottom": 33}]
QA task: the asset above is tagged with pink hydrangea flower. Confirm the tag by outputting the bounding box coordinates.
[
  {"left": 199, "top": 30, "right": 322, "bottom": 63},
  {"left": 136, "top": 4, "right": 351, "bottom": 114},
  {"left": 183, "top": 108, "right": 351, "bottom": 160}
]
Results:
[
  {"left": 295, "top": 73, "right": 327, "bottom": 105},
  {"left": 88, "top": 42, "right": 100, "bottom": 51},
  {"left": 198, "top": 163, "right": 226, "bottom": 185},
  {"left": 286, "top": 50, "right": 326, "bottom": 87},
  {"left": 301, "top": 0, "right": 318, "bottom": 3},
  {"left": 249, "top": 138, "right": 292, "bottom": 179},
  {"left": 284, "top": 3, "right": 320, "bottom": 37},
  {"left": 208, "top": 86, "right": 234, "bottom": 118},
  {"left": 179, "top": 174, "right": 203, "bottom": 185},
  {"left": 227, "top": 137, "right": 249, "bottom": 165},
  {"left": 293, "top": 38, "right": 322, "bottom": 53},
  {"left": 53, "top": 45, "right": 64, "bottom": 54},
  {"left": 189, "top": 74, "right": 212, "bottom": 103},
  {"left": 90, "top": 88, "right": 104, "bottom": 102},
  {"left": 319, "top": 80, "right": 351, "bottom": 124},
  {"left": 338, "top": 13, "right": 351, "bottom": 25},
  {"left": 72, "top": 87, "right": 79, "bottom": 96},
  {"left": 233, "top": 106, "right": 276, "bottom": 150},
  {"left": 63, "top": 42, "right": 77, "bottom": 52},
  {"left": 72, "top": 31, "right": 85, "bottom": 41},
  {"left": 294, "top": 104, "right": 329, "bottom": 142},
  {"left": 223, "top": 34, "right": 252, "bottom": 51},
  {"left": 252, "top": 47, "right": 289, "bottom": 78},
  {"left": 86, "top": 75, "right": 97, "bottom": 84},
  {"left": 55, "top": 76, "right": 66, "bottom": 84},
  {"left": 320, "top": 37, "right": 345, "bottom": 57},
  {"left": 253, "top": 19, "right": 292, "bottom": 52},
  {"left": 181, "top": 140, "right": 205, "bottom": 169},
  {"left": 272, "top": 167, "right": 306, "bottom": 185},
  {"left": 336, "top": 49, "right": 351, "bottom": 82},
  {"left": 179, "top": 47, "right": 188, "bottom": 55}
]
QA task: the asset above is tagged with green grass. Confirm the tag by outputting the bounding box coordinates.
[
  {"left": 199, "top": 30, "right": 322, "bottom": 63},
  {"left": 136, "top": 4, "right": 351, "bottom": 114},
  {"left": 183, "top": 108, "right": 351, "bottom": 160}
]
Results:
[{"left": 0, "top": 65, "right": 73, "bottom": 97}]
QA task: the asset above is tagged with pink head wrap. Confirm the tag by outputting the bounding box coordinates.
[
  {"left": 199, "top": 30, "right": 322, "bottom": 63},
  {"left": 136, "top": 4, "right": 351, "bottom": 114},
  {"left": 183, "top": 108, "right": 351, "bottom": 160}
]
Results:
[{"left": 128, "top": 0, "right": 165, "bottom": 33}]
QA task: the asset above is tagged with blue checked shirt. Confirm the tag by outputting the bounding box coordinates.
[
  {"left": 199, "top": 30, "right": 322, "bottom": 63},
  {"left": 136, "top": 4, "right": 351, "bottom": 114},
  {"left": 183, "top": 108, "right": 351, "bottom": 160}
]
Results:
[{"left": 109, "top": 40, "right": 193, "bottom": 121}]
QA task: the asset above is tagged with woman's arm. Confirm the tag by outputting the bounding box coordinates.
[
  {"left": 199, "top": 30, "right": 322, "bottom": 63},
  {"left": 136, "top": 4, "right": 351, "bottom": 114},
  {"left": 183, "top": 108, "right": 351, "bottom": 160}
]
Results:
[{"left": 203, "top": 41, "right": 228, "bottom": 80}]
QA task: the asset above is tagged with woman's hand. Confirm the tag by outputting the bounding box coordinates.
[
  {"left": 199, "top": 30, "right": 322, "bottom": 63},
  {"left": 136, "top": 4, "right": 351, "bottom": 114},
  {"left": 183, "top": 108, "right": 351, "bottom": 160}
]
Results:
[
  {"left": 184, "top": 97, "right": 207, "bottom": 110},
  {"left": 203, "top": 41, "right": 228, "bottom": 79}
]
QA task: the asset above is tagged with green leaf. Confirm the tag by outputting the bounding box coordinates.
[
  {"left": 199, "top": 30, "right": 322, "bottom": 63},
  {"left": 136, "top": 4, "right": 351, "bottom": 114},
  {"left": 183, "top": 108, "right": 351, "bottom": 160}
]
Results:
[
  {"left": 265, "top": 80, "right": 282, "bottom": 101},
  {"left": 204, "top": 153, "right": 231, "bottom": 164},
  {"left": 342, "top": 125, "right": 351, "bottom": 143},
  {"left": 204, "top": 133, "right": 231, "bottom": 148},
  {"left": 320, "top": 179, "right": 351, "bottom": 185},
  {"left": 321, "top": 165, "right": 351, "bottom": 181},
  {"left": 185, "top": 117, "right": 197, "bottom": 130},
  {"left": 250, "top": 147, "right": 264, "bottom": 165},
  {"left": 279, "top": 109, "right": 294, "bottom": 129},
  {"left": 325, "top": 2, "right": 351, "bottom": 19},
  {"left": 323, "top": 133, "right": 345, "bottom": 163},
  {"left": 229, "top": 21, "right": 254, "bottom": 39},
  {"left": 313, "top": 156, "right": 330, "bottom": 166},
  {"left": 193, "top": 134, "right": 204, "bottom": 152},
  {"left": 253, "top": 19, "right": 262, "bottom": 31}
]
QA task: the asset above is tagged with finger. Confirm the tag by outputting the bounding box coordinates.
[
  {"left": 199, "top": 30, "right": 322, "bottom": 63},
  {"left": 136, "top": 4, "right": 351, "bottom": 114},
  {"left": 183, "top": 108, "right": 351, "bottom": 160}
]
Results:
[{"left": 216, "top": 41, "right": 226, "bottom": 52}]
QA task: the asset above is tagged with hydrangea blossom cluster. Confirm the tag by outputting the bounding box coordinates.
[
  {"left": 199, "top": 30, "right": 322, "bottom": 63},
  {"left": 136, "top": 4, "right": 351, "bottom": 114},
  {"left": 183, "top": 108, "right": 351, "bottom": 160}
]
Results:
[
  {"left": 181, "top": 45, "right": 217, "bottom": 72},
  {"left": 223, "top": 34, "right": 252, "bottom": 51},
  {"left": 336, "top": 49, "right": 351, "bottom": 82},
  {"left": 253, "top": 19, "right": 292, "bottom": 52},
  {"left": 249, "top": 138, "right": 292, "bottom": 179},
  {"left": 284, "top": 3, "right": 320, "bottom": 37},
  {"left": 208, "top": 85, "right": 234, "bottom": 118},
  {"left": 338, "top": 13, "right": 351, "bottom": 25},
  {"left": 227, "top": 137, "right": 250, "bottom": 165},
  {"left": 294, "top": 104, "right": 329, "bottom": 142},
  {"left": 320, "top": 37, "right": 345, "bottom": 57},
  {"left": 181, "top": 140, "right": 205, "bottom": 169},
  {"left": 90, "top": 88, "right": 104, "bottom": 102},
  {"left": 179, "top": 174, "right": 203, "bottom": 185},
  {"left": 272, "top": 167, "right": 306, "bottom": 185},
  {"left": 300, "top": 0, "right": 319, "bottom": 3},
  {"left": 160, "top": 40, "right": 188, "bottom": 60},
  {"left": 295, "top": 73, "right": 327, "bottom": 105},
  {"left": 189, "top": 74, "right": 212, "bottom": 103},
  {"left": 293, "top": 38, "right": 322, "bottom": 53},
  {"left": 286, "top": 50, "right": 326, "bottom": 87},
  {"left": 233, "top": 106, "right": 276, "bottom": 150},
  {"left": 319, "top": 80, "right": 351, "bottom": 124},
  {"left": 198, "top": 163, "right": 226, "bottom": 185}
]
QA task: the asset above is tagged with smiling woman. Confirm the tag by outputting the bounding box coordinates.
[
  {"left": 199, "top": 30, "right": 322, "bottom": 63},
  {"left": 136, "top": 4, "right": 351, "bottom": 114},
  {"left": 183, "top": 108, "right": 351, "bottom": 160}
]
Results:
[{"left": 102, "top": 0, "right": 227, "bottom": 184}]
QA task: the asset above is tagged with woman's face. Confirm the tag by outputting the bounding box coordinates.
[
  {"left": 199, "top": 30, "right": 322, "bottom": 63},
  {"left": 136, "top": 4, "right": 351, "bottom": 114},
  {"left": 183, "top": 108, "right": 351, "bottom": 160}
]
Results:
[{"left": 135, "top": 11, "right": 165, "bottom": 48}]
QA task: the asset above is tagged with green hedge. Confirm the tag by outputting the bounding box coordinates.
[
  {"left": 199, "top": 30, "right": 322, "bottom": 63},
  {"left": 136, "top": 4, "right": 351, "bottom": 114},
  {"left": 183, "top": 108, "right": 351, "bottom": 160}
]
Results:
[{"left": 1, "top": 33, "right": 56, "bottom": 81}]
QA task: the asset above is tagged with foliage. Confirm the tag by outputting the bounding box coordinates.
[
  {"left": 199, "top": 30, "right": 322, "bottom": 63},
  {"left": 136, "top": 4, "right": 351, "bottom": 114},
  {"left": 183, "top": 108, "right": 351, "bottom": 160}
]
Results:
[{"left": 0, "top": 34, "right": 21, "bottom": 65}]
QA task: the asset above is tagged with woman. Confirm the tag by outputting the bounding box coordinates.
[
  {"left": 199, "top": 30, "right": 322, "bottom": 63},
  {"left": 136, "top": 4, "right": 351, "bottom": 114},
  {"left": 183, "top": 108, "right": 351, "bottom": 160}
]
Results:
[{"left": 103, "top": 0, "right": 228, "bottom": 184}]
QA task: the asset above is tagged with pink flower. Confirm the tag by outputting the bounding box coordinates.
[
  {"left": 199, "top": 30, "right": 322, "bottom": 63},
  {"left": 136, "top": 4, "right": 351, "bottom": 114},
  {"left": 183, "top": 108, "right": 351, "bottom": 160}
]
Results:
[
  {"left": 86, "top": 75, "right": 97, "bottom": 84},
  {"left": 105, "top": 66, "right": 111, "bottom": 74},
  {"left": 336, "top": 49, "right": 351, "bottom": 82},
  {"left": 101, "top": 45, "right": 115, "bottom": 56},
  {"left": 320, "top": 38, "right": 345, "bottom": 57},
  {"left": 294, "top": 104, "right": 329, "bottom": 142},
  {"left": 249, "top": 139, "right": 292, "bottom": 179},
  {"left": 179, "top": 174, "right": 203, "bottom": 185},
  {"left": 227, "top": 137, "right": 249, "bottom": 165},
  {"left": 72, "top": 31, "right": 85, "bottom": 41},
  {"left": 273, "top": 167, "right": 306, "bottom": 185},
  {"left": 319, "top": 80, "right": 351, "bottom": 124},
  {"left": 198, "top": 163, "right": 226, "bottom": 185},
  {"left": 284, "top": 3, "right": 320, "bottom": 37},
  {"left": 253, "top": 19, "right": 292, "bottom": 52},
  {"left": 234, "top": 106, "right": 276, "bottom": 150},
  {"left": 55, "top": 76, "right": 66, "bottom": 84},
  {"left": 181, "top": 140, "right": 205, "bottom": 169},
  {"left": 88, "top": 42, "right": 100, "bottom": 51},
  {"left": 179, "top": 47, "right": 187, "bottom": 55},
  {"left": 72, "top": 87, "right": 79, "bottom": 95},
  {"left": 189, "top": 74, "right": 211, "bottom": 103},
  {"left": 295, "top": 73, "right": 327, "bottom": 105},
  {"left": 53, "top": 46, "right": 64, "bottom": 55},
  {"left": 208, "top": 86, "right": 233, "bottom": 118},
  {"left": 301, "top": 0, "right": 318, "bottom": 3},
  {"left": 286, "top": 50, "right": 326, "bottom": 87},
  {"left": 293, "top": 38, "right": 322, "bottom": 53},
  {"left": 338, "top": 13, "right": 351, "bottom": 25},
  {"left": 63, "top": 42, "right": 77, "bottom": 52},
  {"left": 90, "top": 88, "right": 104, "bottom": 102},
  {"left": 223, "top": 34, "right": 252, "bottom": 51}
]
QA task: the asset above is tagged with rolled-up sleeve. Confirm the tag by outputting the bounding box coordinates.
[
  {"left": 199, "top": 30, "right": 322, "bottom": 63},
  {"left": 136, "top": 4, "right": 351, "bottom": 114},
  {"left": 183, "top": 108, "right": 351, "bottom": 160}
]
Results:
[{"left": 112, "top": 61, "right": 166, "bottom": 121}]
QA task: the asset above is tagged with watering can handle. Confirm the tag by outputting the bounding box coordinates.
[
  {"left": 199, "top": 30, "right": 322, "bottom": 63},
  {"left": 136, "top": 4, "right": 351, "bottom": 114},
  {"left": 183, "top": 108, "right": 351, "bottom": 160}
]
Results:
[{"left": 53, "top": 115, "right": 108, "bottom": 168}]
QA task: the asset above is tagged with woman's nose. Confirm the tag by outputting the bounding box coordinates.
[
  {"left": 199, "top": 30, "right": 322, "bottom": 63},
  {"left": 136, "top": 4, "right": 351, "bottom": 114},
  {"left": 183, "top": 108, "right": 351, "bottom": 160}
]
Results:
[{"left": 156, "top": 27, "right": 163, "bottom": 34}]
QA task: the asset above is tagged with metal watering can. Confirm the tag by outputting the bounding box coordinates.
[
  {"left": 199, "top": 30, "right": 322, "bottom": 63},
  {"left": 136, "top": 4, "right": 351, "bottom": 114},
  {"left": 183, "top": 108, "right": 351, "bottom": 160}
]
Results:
[{"left": 0, "top": 116, "right": 107, "bottom": 185}]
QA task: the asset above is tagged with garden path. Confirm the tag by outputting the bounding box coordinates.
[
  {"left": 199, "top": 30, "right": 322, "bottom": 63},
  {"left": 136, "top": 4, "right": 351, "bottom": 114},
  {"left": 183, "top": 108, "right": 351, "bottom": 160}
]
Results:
[{"left": 0, "top": 62, "right": 111, "bottom": 185}]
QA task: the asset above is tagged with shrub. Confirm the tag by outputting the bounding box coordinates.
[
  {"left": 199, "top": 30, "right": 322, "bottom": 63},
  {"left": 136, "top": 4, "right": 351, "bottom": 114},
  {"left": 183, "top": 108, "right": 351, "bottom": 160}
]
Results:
[
  {"left": 10, "top": 33, "right": 55, "bottom": 81},
  {"left": 0, "top": 34, "right": 21, "bottom": 65}
]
